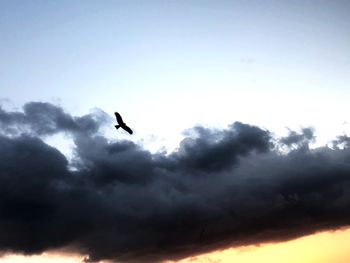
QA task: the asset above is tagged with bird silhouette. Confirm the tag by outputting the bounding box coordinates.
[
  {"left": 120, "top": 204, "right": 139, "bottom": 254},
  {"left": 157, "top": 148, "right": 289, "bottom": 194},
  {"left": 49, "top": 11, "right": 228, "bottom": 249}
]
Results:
[{"left": 114, "top": 112, "right": 133, "bottom": 135}]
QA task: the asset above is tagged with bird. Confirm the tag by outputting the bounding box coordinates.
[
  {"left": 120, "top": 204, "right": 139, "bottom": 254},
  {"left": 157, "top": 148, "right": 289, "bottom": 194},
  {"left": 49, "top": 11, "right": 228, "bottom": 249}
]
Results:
[{"left": 114, "top": 112, "right": 133, "bottom": 135}]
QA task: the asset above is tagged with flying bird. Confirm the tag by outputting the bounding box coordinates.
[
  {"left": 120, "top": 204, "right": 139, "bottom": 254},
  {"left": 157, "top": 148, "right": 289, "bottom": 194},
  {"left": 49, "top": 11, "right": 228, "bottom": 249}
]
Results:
[{"left": 114, "top": 112, "right": 133, "bottom": 135}]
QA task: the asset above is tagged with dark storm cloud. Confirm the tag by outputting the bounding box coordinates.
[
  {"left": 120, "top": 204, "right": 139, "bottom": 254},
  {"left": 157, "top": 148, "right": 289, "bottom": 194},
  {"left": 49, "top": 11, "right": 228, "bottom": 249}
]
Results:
[
  {"left": 1, "top": 102, "right": 350, "bottom": 263},
  {"left": 171, "top": 123, "right": 271, "bottom": 173}
]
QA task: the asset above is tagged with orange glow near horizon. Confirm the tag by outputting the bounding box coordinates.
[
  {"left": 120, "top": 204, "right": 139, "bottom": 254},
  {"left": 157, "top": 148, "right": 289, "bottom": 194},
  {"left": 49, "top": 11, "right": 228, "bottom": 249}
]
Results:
[
  {"left": 0, "top": 253, "right": 84, "bottom": 263},
  {"left": 1, "top": 228, "right": 350, "bottom": 263},
  {"left": 171, "top": 227, "right": 350, "bottom": 263}
]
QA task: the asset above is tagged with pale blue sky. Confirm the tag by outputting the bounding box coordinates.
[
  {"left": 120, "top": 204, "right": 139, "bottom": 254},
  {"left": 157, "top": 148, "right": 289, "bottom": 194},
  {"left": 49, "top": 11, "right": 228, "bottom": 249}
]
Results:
[{"left": 1, "top": 0, "right": 350, "bottom": 150}]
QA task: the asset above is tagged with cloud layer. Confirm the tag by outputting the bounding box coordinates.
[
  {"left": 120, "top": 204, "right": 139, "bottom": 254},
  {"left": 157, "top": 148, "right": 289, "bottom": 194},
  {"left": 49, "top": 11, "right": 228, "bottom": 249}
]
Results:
[{"left": 0, "top": 102, "right": 350, "bottom": 262}]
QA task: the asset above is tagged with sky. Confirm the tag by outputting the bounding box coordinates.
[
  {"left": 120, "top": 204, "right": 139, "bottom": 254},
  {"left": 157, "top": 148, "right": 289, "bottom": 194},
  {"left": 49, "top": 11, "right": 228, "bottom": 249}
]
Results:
[{"left": 0, "top": 1, "right": 350, "bottom": 262}]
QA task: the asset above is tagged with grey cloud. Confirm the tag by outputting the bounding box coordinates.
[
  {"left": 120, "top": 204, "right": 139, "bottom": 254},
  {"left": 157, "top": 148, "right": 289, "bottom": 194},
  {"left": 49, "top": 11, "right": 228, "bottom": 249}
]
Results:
[
  {"left": 279, "top": 127, "right": 315, "bottom": 148},
  {"left": 0, "top": 102, "right": 108, "bottom": 136},
  {"left": 0, "top": 102, "right": 350, "bottom": 263},
  {"left": 332, "top": 134, "right": 350, "bottom": 149}
]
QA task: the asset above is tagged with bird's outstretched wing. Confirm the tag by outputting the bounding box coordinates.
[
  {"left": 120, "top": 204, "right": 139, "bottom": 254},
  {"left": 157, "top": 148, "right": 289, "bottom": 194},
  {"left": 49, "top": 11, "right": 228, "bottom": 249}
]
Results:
[
  {"left": 114, "top": 112, "right": 124, "bottom": 124},
  {"left": 122, "top": 125, "right": 133, "bottom": 135}
]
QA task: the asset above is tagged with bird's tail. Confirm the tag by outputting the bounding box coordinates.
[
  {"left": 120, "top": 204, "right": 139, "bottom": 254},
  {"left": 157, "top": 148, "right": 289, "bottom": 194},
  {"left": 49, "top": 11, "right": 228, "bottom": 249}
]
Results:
[{"left": 115, "top": 125, "right": 121, "bottom": 129}]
